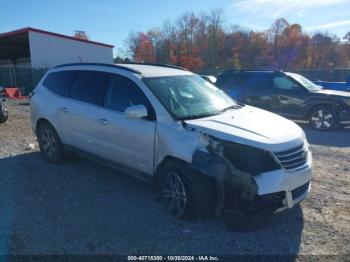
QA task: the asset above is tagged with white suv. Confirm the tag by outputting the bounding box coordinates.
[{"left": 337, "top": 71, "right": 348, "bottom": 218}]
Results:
[{"left": 30, "top": 63, "right": 312, "bottom": 222}]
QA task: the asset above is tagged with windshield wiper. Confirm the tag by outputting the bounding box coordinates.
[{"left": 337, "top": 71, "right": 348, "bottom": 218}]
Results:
[
  {"left": 217, "top": 104, "right": 241, "bottom": 114},
  {"left": 176, "top": 112, "right": 220, "bottom": 121},
  {"left": 176, "top": 104, "right": 243, "bottom": 121}
]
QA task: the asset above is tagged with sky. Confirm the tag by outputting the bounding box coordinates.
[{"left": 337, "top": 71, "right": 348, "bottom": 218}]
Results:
[{"left": 1, "top": 0, "right": 350, "bottom": 57}]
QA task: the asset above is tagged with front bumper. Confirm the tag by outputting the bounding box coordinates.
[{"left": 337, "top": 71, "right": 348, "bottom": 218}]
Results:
[
  {"left": 223, "top": 179, "right": 311, "bottom": 229},
  {"left": 253, "top": 160, "right": 312, "bottom": 213},
  {"left": 222, "top": 164, "right": 312, "bottom": 222}
]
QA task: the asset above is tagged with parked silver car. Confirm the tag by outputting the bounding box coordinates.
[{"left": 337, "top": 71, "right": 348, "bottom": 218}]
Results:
[{"left": 30, "top": 63, "right": 312, "bottom": 223}]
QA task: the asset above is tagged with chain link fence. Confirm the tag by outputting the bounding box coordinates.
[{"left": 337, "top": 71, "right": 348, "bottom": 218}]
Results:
[{"left": 0, "top": 66, "right": 47, "bottom": 95}]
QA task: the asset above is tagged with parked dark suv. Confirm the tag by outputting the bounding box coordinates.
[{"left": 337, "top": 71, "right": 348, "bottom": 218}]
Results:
[{"left": 216, "top": 70, "right": 350, "bottom": 131}]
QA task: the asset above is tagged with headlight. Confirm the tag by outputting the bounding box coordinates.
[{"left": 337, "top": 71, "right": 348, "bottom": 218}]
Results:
[
  {"left": 202, "top": 136, "right": 280, "bottom": 175},
  {"left": 222, "top": 142, "right": 280, "bottom": 175}
]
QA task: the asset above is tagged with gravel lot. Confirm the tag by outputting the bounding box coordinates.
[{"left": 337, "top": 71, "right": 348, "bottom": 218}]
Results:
[{"left": 0, "top": 100, "right": 349, "bottom": 256}]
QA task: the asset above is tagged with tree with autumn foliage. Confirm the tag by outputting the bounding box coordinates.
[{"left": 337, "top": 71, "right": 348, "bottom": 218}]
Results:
[
  {"left": 123, "top": 10, "right": 350, "bottom": 74},
  {"left": 127, "top": 32, "right": 156, "bottom": 63}
]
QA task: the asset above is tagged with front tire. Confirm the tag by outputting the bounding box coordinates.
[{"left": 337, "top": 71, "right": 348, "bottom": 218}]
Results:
[
  {"left": 159, "top": 161, "right": 217, "bottom": 220},
  {"left": 309, "top": 106, "right": 338, "bottom": 131},
  {"left": 37, "top": 122, "right": 65, "bottom": 163}
]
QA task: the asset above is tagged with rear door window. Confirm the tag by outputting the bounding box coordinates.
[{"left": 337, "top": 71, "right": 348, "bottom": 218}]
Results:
[
  {"left": 69, "top": 71, "right": 110, "bottom": 106},
  {"left": 43, "top": 71, "right": 77, "bottom": 97},
  {"left": 244, "top": 73, "right": 273, "bottom": 90}
]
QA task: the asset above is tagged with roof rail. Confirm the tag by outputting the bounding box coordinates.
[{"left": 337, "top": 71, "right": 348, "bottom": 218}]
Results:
[
  {"left": 54, "top": 63, "right": 142, "bottom": 74},
  {"left": 121, "top": 62, "right": 189, "bottom": 71},
  {"left": 223, "top": 69, "right": 283, "bottom": 73}
]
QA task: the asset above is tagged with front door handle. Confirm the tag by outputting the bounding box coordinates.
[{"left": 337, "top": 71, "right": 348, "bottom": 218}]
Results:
[
  {"left": 59, "top": 107, "right": 68, "bottom": 113},
  {"left": 98, "top": 119, "right": 109, "bottom": 125}
]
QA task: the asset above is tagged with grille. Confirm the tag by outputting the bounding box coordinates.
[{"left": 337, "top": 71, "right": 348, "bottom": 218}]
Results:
[
  {"left": 292, "top": 182, "right": 310, "bottom": 200},
  {"left": 274, "top": 144, "right": 308, "bottom": 171}
]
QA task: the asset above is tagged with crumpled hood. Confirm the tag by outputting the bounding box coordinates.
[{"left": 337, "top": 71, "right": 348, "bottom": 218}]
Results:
[{"left": 185, "top": 105, "right": 305, "bottom": 152}]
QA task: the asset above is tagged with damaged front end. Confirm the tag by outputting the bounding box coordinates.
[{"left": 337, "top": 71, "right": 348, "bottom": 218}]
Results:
[{"left": 191, "top": 133, "right": 284, "bottom": 221}]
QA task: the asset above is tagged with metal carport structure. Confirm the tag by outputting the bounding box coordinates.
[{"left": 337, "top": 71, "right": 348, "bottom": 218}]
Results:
[
  {"left": 0, "top": 29, "right": 37, "bottom": 93},
  {"left": 0, "top": 27, "right": 114, "bottom": 94}
]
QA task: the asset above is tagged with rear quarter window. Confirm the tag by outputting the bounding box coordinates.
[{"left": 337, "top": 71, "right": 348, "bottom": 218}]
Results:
[{"left": 43, "top": 71, "right": 77, "bottom": 97}]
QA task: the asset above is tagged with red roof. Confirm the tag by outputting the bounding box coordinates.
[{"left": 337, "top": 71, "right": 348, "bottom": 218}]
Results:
[{"left": 0, "top": 27, "right": 114, "bottom": 48}]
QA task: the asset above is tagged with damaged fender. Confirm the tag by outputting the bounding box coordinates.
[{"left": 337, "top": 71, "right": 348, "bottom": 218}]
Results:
[
  {"left": 155, "top": 120, "right": 281, "bottom": 217},
  {"left": 191, "top": 134, "right": 259, "bottom": 215}
]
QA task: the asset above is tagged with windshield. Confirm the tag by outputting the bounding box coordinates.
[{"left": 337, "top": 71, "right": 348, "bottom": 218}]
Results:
[
  {"left": 143, "top": 74, "right": 238, "bottom": 120},
  {"left": 286, "top": 72, "right": 321, "bottom": 91}
]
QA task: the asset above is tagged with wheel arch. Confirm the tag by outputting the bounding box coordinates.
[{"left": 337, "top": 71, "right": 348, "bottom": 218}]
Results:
[
  {"left": 154, "top": 154, "right": 219, "bottom": 219},
  {"left": 35, "top": 118, "right": 62, "bottom": 141},
  {"left": 153, "top": 153, "right": 222, "bottom": 193},
  {"left": 306, "top": 101, "right": 341, "bottom": 117},
  {"left": 36, "top": 118, "right": 54, "bottom": 132},
  {"left": 153, "top": 156, "right": 192, "bottom": 191}
]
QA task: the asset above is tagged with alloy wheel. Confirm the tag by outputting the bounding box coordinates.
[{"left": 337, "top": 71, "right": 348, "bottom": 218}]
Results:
[
  {"left": 40, "top": 129, "right": 57, "bottom": 158},
  {"left": 311, "top": 109, "right": 334, "bottom": 130},
  {"left": 162, "top": 172, "right": 187, "bottom": 218}
]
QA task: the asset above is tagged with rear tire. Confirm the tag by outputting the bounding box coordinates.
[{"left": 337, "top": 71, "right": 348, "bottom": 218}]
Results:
[
  {"left": 37, "top": 122, "right": 65, "bottom": 164},
  {"left": 159, "top": 160, "right": 217, "bottom": 220},
  {"left": 309, "top": 106, "right": 338, "bottom": 131}
]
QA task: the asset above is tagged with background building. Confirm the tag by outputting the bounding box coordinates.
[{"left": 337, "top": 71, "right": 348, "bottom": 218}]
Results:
[{"left": 0, "top": 27, "right": 114, "bottom": 93}]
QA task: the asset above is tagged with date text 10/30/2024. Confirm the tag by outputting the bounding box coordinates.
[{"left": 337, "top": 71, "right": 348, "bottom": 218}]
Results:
[{"left": 127, "top": 256, "right": 219, "bottom": 261}]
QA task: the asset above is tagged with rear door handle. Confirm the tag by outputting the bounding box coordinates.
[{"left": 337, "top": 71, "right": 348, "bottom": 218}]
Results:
[
  {"left": 59, "top": 107, "right": 68, "bottom": 113},
  {"left": 98, "top": 119, "right": 109, "bottom": 125}
]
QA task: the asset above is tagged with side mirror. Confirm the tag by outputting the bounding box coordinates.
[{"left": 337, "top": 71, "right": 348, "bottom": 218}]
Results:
[
  {"left": 201, "top": 75, "right": 217, "bottom": 84},
  {"left": 207, "top": 75, "right": 217, "bottom": 84},
  {"left": 124, "top": 104, "right": 148, "bottom": 119}
]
